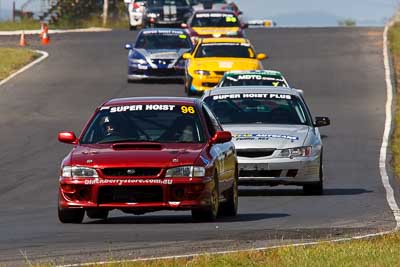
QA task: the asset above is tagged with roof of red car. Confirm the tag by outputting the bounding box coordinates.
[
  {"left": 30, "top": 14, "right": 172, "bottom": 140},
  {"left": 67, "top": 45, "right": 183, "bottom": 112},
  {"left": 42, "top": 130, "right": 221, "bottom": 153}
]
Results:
[{"left": 102, "top": 97, "right": 199, "bottom": 107}]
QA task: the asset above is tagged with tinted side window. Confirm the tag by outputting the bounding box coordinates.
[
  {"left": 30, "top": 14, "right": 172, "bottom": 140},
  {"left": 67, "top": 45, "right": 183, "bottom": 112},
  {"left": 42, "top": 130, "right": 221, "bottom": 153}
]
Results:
[{"left": 202, "top": 104, "right": 222, "bottom": 136}]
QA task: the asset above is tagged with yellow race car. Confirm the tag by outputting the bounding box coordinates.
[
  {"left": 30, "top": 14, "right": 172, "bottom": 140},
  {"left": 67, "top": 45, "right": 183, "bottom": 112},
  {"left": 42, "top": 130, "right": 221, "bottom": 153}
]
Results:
[
  {"left": 183, "top": 10, "right": 246, "bottom": 43},
  {"left": 183, "top": 37, "right": 267, "bottom": 95}
]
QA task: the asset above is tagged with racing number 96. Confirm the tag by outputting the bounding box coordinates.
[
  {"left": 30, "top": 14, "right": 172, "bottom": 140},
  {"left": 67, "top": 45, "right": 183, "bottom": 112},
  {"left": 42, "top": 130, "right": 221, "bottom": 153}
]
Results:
[{"left": 181, "top": 106, "right": 195, "bottom": 114}]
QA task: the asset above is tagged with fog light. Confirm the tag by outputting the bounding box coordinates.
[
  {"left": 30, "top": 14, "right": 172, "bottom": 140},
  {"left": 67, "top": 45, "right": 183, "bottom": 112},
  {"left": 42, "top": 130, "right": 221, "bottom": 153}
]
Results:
[
  {"left": 190, "top": 184, "right": 205, "bottom": 192},
  {"left": 61, "top": 184, "right": 76, "bottom": 194}
]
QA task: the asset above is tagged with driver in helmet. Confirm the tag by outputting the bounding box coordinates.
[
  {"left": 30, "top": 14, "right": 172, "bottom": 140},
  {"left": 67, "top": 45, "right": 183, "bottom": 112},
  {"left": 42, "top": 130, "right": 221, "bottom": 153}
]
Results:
[{"left": 100, "top": 116, "right": 119, "bottom": 137}]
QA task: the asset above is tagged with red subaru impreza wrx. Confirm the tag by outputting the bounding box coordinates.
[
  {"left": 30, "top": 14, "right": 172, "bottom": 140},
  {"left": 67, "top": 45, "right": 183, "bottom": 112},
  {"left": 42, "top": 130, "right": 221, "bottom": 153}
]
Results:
[{"left": 58, "top": 97, "right": 238, "bottom": 223}]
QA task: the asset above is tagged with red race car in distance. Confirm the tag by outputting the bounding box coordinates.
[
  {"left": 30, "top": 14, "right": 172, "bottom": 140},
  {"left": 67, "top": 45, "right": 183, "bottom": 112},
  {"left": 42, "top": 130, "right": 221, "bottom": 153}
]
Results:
[{"left": 58, "top": 97, "right": 238, "bottom": 223}]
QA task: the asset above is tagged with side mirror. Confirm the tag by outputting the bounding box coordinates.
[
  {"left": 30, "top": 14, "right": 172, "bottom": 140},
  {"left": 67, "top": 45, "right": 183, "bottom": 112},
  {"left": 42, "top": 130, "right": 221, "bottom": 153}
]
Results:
[
  {"left": 256, "top": 53, "right": 267, "bottom": 60},
  {"left": 58, "top": 131, "right": 77, "bottom": 144},
  {"left": 211, "top": 131, "right": 232, "bottom": 144},
  {"left": 238, "top": 11, "right": 243, "bottom": 16},
  {"left": 182, "top": 52, "right": 192, "bottom": 60},
  {"left": 125, "top": 44, "right": 133, "bottom": 50},
  {"left": 314, "top": 117, "right": 330, "bottom": 127},
  {"left": 294, "top": 88, "right": 304, "bottom": 95},
  {"left": 241, "top": 22, "right": 248, "bottom": 29},
  {"left": 181, "top": 23, "right": 188, "bottom": 28}
]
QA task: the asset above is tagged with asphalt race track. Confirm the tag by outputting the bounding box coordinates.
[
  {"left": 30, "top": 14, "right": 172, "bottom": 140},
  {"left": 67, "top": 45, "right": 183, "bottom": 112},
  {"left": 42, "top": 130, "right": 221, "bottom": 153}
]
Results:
[{"left": 0, "top": 27, "right": 398, "bottom": 265}]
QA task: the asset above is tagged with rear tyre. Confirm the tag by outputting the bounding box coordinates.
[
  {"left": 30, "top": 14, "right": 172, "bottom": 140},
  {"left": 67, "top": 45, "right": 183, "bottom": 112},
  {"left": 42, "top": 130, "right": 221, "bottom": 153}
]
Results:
[
  {"left": 129, "top": 25, "right": 137, "bottom": 31},
  {"left": 58, "top": 207, "right": 84, "bottom": 223},
  {"left": 219, "top": 167, "right": 238, "bottom": 216},
  {"left": 192, "top": 174, "right": 219, "bottom": 222},
  {"left": 303, "top": 155, "right": 324, "bottom": 195},
  {"left": 86, "top": 209, "right": 109, "bottom": 220}
]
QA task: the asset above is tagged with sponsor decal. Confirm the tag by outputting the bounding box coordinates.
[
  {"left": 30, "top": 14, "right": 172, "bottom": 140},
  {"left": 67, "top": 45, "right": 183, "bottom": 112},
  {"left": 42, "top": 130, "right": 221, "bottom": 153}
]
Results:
[
  {"left": 84, "top": 178, "right": 173, "bottom": 185},
  {"left": 180, "top": 106, "right": 196, "bottom": 114},
  {"left": 233, "top": 133, "right": 299, "bottom": 141},
  {"left": 212, "top": 93, "right": 292, "bottom": 100},
  {"left": 225, "top": 16, "right": 237, "bottom": 23},
  {"left": 143, "top": 30, "right": 184, "bottom": 35},
  {"left": 195, "top": 13, "right": 236, "bottom": 18},
  {"left": 109, "top": 104, "right": 176, "bottom": 113},
  {"left": 138, "top": 64, "right": 148, "bottom": 70},
  {"left": 235, "top": 75, "right": 283, "bottom": 81}
]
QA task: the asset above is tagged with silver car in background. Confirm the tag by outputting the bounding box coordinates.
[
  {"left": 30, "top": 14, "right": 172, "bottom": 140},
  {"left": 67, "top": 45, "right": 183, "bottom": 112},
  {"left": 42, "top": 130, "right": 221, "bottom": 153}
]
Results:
[{"left": 202, "top": 86, "right": 330, "bottom": 194}]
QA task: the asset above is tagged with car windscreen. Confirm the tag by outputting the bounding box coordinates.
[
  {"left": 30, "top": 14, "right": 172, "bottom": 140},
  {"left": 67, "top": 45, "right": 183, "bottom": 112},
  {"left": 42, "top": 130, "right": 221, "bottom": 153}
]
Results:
[
  {"left": 204, "top": 93, "right": 311, "bottom": 125},
  {"left": 220, "top": 74, "right": 287, "bottom": 87},
  {"left": 191, "top": 13, "right": 240, "bottom": 27},
  {"left": 195, "top": 43, "right": 255, "bottom": 58},
  {"left": 135, "top": 31, "right": 191, "bottom": 49},
  {"left": 80, "top": 104, "right": 205, "bottom": 144},
  {"left": 148, "top": 0, "right": 190, "bottom": 6}
]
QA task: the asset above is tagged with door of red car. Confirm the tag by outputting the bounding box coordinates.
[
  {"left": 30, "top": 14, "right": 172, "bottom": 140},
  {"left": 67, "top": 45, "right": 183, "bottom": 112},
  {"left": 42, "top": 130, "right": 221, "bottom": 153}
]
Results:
[{"left": 202, "top": 104, "right": 235, "bottom": 194}]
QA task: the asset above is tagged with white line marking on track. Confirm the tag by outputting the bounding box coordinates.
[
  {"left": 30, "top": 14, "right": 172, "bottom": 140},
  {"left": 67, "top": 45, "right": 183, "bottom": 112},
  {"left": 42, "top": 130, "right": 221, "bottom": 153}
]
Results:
[
  {"left": 57, "top": 22, "right": 400, "bottom": 267},
  {"left": 0, "top": 49, "right": 48, "bottom": 87},
  {"left": 381, "top": 19, "right": 400, "bottom": 228}
]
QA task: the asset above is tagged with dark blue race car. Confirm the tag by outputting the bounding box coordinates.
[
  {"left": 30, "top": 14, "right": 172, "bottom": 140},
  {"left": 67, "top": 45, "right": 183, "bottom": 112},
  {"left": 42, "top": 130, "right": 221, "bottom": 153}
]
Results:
[{"left": 125, "top": 28, "right": 193, "bottom": 81}]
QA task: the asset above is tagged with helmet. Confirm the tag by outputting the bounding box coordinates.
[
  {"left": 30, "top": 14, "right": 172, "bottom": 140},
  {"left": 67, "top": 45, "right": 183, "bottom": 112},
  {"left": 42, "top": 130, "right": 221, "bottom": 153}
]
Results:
[{"left": 100, "top": 116, "right": 117, "bottom": 136}]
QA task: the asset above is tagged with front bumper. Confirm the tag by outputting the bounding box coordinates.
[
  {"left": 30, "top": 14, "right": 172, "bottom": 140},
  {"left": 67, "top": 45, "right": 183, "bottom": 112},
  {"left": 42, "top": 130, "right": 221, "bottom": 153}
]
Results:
[
  {"left": 189, "top": 74, "right": 223, "bottom": 93},
  {"left": 128, "top": 66, "right": 185, "bottom": 80},
  {"left": 58, "top": 177, "right": 213, "bottom": 212},
  {"left": 238, "top": 154, "right": 320, "bottom": 186}
]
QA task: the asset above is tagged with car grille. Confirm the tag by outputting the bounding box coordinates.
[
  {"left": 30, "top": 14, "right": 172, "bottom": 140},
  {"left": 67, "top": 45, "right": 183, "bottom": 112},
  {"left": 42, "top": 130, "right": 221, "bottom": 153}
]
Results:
[
  {"left": 214, "top": 71, "right": 225, "bottom": 76},
  {"left": 150, "top": 59, "right": 174, "bottom": 65},
  {"left": 236, "top": 149, "right": 275, "bottom": 158},
  {"left": 134, "top": 69, "right": 181, "bottom": 76},
  {"left": 102, "top": 168, "right": 161, "bottom": 177},
  {"left": 98, "top": 186, "right": 163, "bottom": 204},
  {"left": 239, "top": 170, "right": 282, "bottom": 177}
]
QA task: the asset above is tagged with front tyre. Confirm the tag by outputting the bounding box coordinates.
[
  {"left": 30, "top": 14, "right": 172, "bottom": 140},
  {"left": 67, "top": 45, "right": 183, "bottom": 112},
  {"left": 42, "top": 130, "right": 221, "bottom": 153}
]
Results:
[
  {"left": 303, "top": 155, "right": 324, "bottom": 195},
  {"left": 192, "top": 174, "right": 219, "bottom": 222},
  {"left": 219, "top": 167, "right": 238, "bottom": 216},
  {"left": 58, "top": 207, "right": 84, "bottom": 223}
]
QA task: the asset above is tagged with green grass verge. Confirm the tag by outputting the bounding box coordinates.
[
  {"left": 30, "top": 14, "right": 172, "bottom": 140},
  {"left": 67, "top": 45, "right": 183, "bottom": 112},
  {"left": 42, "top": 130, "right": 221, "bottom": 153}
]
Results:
[
  {"left": 0, "top": 48, "right": 39, "bottom": 81},
  {"left": 0, "top": 16, "right": 129, "bottom": 31},
  {"left": 77, "top": 232, "right": 398, "bottom": 267},
  {"left": 389, "top": 22, "right": 400, "bottom": 178}
]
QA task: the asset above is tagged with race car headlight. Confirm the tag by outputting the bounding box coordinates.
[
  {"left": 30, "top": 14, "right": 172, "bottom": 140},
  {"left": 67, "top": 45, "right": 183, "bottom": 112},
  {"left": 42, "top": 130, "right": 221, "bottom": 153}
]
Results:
[
  {"left": 165, "top": 166, "right": 206, "bottom": 177},
  {"left": 226, "top": 31, "right": 239, "bottom": 36},
  {"left": 147, "top": 13, "right": 159, "bottom": 18},
  {"left": 278, "top": 146, "right": 312, "bottom": 158},
  {"left": 194, "top": 70, "right": 211, "bottom": 76},
  {"left": 62, "top": 166, "right": 99, "bottom": 178},
  {"left": 129, "top": 58, "right": 147, "bottom": 65}
]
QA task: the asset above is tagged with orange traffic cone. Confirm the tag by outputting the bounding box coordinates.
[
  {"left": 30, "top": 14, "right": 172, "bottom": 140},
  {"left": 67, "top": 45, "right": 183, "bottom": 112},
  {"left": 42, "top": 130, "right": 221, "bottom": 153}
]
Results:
[
  {"left": 19, "top": 31, "right": 27, "bottom": 47},
  {"left": 41, "top": 31, "right": 50, "bottom": 45}
]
